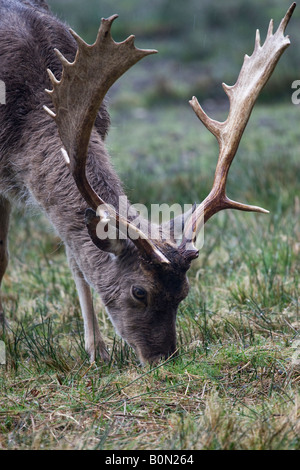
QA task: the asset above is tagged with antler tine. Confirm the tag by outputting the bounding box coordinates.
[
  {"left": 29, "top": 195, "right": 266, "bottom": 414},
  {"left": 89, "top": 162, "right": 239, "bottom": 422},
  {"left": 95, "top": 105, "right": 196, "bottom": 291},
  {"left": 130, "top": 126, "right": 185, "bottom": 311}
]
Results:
[
  {"left": 44, "top": 15, "right": 156, "bottom": 203},
  {"left": 278, "top": 2, "right": 296, "bottom": 33},
  {"left": 44, "top": 15, "right": 170, "bottom": 264},
  {"left": 180, "top": 4, "right": 295, "bottom": 255}
]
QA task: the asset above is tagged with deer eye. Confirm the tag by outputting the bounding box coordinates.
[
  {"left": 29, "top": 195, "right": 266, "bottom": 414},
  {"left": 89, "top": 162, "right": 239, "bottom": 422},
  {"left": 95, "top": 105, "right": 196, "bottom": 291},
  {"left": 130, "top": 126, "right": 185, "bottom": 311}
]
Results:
[{"left": 131, "top": 286, "right": 147, "bottom": 303}]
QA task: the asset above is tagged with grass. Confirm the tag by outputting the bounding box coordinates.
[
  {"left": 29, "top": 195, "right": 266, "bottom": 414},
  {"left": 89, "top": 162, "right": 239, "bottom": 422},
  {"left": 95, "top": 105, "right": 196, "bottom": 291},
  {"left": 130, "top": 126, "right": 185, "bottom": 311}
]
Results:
[{"left": 0, "top": 99, "right": 299, "bottom": 449}]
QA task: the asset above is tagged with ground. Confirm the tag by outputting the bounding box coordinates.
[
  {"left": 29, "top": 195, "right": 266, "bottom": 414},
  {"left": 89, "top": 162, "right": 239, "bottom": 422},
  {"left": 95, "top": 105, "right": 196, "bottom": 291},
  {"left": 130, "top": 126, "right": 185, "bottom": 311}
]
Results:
[{"left": 0, "top": 101, "right": 299, "bottom": 449}]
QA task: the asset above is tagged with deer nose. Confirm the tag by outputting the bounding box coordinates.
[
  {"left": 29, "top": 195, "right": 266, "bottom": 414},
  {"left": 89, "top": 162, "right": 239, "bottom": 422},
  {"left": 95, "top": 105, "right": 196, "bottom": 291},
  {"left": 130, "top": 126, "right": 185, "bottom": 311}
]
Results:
[
  {"left": 136, "top": 346, "right": 177, "bottom": 365},
  {"left": 148, "top": 346, "right": 178, "bottom": 365}
]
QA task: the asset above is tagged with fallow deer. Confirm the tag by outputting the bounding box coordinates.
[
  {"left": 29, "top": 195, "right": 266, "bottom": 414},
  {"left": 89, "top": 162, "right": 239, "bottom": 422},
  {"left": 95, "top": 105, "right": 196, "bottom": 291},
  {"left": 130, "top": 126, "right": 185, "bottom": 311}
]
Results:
[{"left": 0, "top": 1, "right": 295, "bottom": 364}]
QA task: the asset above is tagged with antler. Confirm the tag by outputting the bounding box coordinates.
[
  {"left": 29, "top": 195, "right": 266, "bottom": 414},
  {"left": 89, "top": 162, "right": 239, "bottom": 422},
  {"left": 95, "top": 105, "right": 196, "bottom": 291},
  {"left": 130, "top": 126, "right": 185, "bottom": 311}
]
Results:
[
  {"left": 44, "top": 15, "right": 170, "bottom": 264},
  {"left": 180, "top": 3, "right": 296, "bottom": 256}
]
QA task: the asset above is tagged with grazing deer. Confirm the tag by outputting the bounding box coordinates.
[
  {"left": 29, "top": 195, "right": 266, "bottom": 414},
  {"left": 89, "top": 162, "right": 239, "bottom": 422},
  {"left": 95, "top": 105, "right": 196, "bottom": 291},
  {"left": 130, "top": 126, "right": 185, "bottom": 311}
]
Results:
[{"left": 0, "top": 1, "right": 295, "bottom": 364}]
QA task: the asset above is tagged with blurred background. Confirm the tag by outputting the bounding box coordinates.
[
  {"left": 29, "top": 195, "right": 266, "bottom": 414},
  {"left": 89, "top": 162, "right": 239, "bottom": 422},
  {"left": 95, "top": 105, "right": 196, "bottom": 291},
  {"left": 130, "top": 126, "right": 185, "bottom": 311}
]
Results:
[{"left": 47, "top": 0, "right": 300, "bottom": 105}]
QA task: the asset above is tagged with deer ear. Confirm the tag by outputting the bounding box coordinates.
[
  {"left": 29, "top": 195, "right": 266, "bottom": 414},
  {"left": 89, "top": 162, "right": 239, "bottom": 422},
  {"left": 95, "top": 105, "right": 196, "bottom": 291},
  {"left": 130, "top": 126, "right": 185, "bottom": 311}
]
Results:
[{"left": 85, "top": 208, "right": 127, "bottom": 257}]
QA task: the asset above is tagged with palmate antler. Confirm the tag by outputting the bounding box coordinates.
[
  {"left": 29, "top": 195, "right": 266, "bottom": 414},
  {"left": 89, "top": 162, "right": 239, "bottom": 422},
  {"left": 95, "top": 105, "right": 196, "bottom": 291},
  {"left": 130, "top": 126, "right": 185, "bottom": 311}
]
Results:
[
  {"left": 180, "top": 3, "right": 296, "bottom": 257},
  {"left": 44, "top": 15, "right": 170, "bottom": 264},
  {"left": 44, "top": 5, "right": 295, "bottom": 267}
]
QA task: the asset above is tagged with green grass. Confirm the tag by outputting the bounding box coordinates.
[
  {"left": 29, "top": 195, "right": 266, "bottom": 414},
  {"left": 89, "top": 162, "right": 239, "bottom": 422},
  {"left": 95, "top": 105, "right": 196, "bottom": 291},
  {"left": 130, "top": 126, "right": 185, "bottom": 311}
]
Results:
[{"left": 0, "top": 101, "right": 299, "bottom": 449}]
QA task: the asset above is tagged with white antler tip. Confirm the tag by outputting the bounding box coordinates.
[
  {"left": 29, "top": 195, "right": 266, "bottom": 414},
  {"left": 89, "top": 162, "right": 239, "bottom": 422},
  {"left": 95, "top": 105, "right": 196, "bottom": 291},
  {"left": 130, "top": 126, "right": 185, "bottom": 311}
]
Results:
[
  {"left": 155, "top": 249, "right": 170, "bottom": 264},
  {"left": 100, "top": 14, "right": 119, "bottom": 35},
  {"left": 103, "top": 14, "right": 119, "bottom": 23},
  {"left": 222, "top": 82, "right": 234, "bottom": 96},
  {"left": 54, "top": 48, "right": 72, "bottom": 67},
  {"left": 43, "top": 105, "right": 56, "bottom": 119},
  {"left": 279, "top": 3, "right": 296, "bottom": 34},
  {"left": 255, "top": 29, "right": 261, "bottom": 46},
  {"left": 47, "top": 68, "right": 60, "bottom": 86},
  {"left": 267, "top": 19, "right": 274, "bottom": 37},
  {"left": 61, "top": 147, "right": 70, "bottom": 165},
  {"left": 69, "top": 28, "right": 88, "bottom": 49}
]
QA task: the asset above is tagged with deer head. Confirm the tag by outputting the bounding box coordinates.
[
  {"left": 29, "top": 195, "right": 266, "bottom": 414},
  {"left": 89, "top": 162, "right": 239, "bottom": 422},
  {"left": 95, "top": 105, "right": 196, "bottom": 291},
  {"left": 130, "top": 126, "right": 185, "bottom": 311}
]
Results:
[{"left": 44, "top": 4, "right": 295, "bottom": 364}]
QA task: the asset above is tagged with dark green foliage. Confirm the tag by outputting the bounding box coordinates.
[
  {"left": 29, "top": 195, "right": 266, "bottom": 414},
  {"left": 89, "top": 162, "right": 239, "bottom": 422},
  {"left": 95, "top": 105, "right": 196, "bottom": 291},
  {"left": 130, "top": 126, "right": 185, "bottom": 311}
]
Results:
[{"left": 48, "top": 0, "right": 300, "bottom": 103}]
